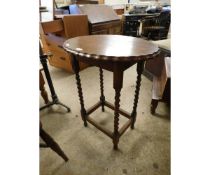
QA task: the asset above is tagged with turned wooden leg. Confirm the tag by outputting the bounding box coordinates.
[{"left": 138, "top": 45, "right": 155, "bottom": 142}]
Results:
[
  {"left": 71, "top": 55, "right": 87, "bottom": 127},
  {"left": 40, "top": 122, "right": 69, "bottom": 162},
  {"left": 113, "top": 66, "right": 124, "bottom": 150},
  {"left": 151, "top": 99, "right": 159, "bottom": 114},
  {"left": 131, "top": 61, "right": 144, "bottom": 129},
  {"left": 99, "top": 67, "right": 105, "bottom": 112},
  {"left": 40, "top": 70, "right": 49, "bottom": 104}
]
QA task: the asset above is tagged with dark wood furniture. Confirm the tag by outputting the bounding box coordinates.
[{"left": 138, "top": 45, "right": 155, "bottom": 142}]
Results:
[
  {"left": 40, "top": 122, "right": 69, "bottom": 162},
  {"left": 122, "top": 13, "right": 160, "bottom": 37},
  {"left": 140, "top": 11, "right": 171, "bottom": 40},
  {"left": 63, "top": 35, "right": 159, "bottom": 149},
  {"left": 69, "top": 4, "right": 121, "bottom": 34},
  {"left": 40, "top": 69, "right": 49, "bottom": 104},
  {"left": 39, "top": 43, "right": 70, "bottom": 112}
]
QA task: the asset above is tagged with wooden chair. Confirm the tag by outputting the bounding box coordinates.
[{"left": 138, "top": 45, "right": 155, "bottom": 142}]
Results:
[
  {"left": 40, "top": 122, "right": 69, "bottom": 162},
  {"left": 140, "top": 11, "right": 170, "bottom": 40},
  {"left": 40, "top": 15, "right": 90, "bottom": 72}
]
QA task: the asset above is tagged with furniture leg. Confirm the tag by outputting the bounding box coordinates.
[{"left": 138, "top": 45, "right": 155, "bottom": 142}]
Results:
[
  {"left": 113, "top": 66, "right": 124, "bottom": 150},
  {"left": 151, "top": 99, "right": 159, "bottom": 114},
  {"left": 40, "top": 70, "right": 49, "bottom": 104},
  {"left": 99, "top": 67, "right": 105, "bottom": 112},
  {"left": 40, "top": 122, "right": 69, "bottom": 162},
  {"left": 131, "top": 61, "right": 144, "bottom": 129},
  {"left": 71, "top": 55, "right": 87, "bottom": 127},
  {"left": 40, "top": 54, "right": 70, "bottom": 112}
]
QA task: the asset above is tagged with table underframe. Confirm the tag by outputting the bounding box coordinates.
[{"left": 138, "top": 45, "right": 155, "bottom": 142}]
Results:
[{"left": 71, "top": 55, "right": 145, "bottom": 150}]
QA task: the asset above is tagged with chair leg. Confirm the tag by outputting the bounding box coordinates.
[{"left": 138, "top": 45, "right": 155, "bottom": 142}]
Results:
[
  {"left": 151, "top": 99, "right": 159, "bottom": 115},
  {"left": 40, "top": 123, "right": 69, "bottom": 162},
  {"left": 40, "top": 70, "right": 49, "bottom": 104}
]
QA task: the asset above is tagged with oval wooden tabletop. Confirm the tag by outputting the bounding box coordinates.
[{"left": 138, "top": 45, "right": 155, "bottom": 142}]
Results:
[{"left": 63, "top": 35, "right": 159, "bottom": 62}]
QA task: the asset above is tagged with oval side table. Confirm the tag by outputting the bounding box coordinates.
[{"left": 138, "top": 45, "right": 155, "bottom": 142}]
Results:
[{"left": 63, "top": 35, "right": 159, "bottom": 150}]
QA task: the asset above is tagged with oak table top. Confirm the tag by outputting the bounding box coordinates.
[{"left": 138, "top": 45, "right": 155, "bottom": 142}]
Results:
[{"left": 63, "top": 35, "right": 159, "bottom": 62}]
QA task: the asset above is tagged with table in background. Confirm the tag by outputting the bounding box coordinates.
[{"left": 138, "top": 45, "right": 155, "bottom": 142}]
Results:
[{"left": 63, "top": 35, "right": 159, "bottom": 149}]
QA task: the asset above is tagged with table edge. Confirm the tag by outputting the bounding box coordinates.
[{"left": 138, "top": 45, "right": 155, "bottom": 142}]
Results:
[{"left": 63, "top": 43, "right": 160, "bottom": 62}]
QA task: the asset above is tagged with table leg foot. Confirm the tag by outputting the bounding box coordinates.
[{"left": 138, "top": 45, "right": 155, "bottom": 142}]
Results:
[
  {"left": 113, "top": 136, "right": 119, "bottom": 150},
  {"left": 40, "top": 100, "right": 70, "bottom": 112},
  {"left": 81, "top": 109, "right": 88, "bottom": 127},
  {"left": 56, "top": 101, "right": 71, "bottom": 112},
  {"left": 131, "top": 112, "right": 136, "bottom": 129}
]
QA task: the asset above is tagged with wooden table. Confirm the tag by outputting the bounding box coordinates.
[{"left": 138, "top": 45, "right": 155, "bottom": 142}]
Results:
[{"left": 63, "top": 35, "right": 159, "bottom": 149}]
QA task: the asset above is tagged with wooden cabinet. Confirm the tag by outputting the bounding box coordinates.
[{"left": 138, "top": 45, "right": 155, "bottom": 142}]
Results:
[
  {"left": 69, "top": 4, "right": 122, "bottom": 35},
  {"left": 40, "top": 15, "right": 90, "bottom": 72}
]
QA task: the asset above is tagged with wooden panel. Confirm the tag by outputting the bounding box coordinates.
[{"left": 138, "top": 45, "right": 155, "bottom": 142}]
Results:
[
  {"left": 63, "top": 15, "right": 89, "bottom": 38},
  {"left": 45, "top": 37, "right": 73, "bottom": 72},
  {"left": 45, "top": 33, "right": 89, "bottom": 72},
  {"left": 91, "top": 20, "right": 121, "bottom": 34},
  {"left": 39, "top": 23, "right": 50, "bottom": 54},
  {"left": 41, "top": 19, "right": 64, "bottom": 34},
  {"left": 41, "top": 15, "right": 90, "bottom": 72},
  {"left": 91, "top": 29, "right": 108, "bottom": 35},
  {"left": 91, "top": 20, "right": 120, "bottom": 31}
]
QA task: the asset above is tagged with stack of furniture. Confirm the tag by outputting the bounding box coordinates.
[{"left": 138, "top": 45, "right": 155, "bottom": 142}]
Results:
[
  {"left": 69, "top": 4, "right": 122, "bottom": 35},
  {"left": 40, "top": 15, "right": 90, "bottom": 72}
]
